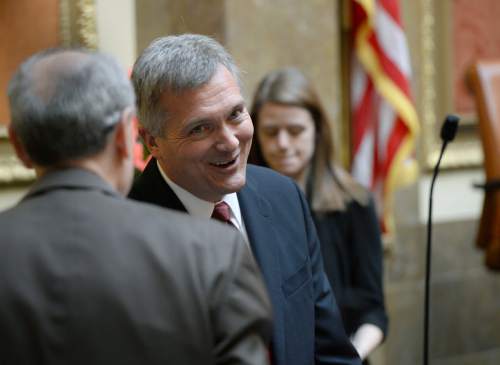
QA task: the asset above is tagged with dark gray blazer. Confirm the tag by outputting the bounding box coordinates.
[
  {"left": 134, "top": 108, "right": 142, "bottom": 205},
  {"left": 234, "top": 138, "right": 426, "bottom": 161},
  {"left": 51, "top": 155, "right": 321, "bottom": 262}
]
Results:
[
  {"left": 130, "top": 161, "right": 362, "bottom": 365},
  {"left": 0, "top": 168, "right": 272, "bottom": 365}
]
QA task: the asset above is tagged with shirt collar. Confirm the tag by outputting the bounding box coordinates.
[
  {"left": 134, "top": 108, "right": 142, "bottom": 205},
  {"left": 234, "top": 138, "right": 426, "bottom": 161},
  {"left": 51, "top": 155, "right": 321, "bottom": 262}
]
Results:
[{"left": 156, "top": 160, "right": 243, "bottom": 229}]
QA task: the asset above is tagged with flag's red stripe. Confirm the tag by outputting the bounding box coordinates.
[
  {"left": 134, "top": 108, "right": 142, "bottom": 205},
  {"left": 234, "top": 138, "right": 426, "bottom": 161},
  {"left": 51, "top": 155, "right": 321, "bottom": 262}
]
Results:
[
  {"left": 352, "top": 80, "right": 375, "bottom": 154},
  {"left": 352, "top": 1, "right": 369, "bottom": 30},
  {"left": 381, "top": 118, "right": 407, "bottom": 177},
  {"left": 367, "top": 33, "right": 412, "bottom": 100},
  {"left": 379, "top": 0, "right": 402, "bottom": 27},
  {"left": 371, "top": 108, "right": 381, "bottom": 187}
]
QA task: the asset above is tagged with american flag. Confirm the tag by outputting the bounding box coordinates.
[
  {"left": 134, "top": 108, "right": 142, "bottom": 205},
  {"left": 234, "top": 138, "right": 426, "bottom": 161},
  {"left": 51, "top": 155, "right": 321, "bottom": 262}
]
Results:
[{"left": 350, "top": 0, "right": 419, "bottom": 235}]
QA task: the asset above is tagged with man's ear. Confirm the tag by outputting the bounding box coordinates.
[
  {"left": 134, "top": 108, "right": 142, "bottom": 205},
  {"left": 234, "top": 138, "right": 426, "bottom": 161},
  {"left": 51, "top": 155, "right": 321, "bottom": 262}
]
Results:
[
  {"left": 114, "top": 108, "right": 135, "bottom": 160},
  {"left": 8, "top": 126, "right": 33, "bottom": 168},
  {"left": 140, "top": 126, "right": 162, "bottom": 159}
]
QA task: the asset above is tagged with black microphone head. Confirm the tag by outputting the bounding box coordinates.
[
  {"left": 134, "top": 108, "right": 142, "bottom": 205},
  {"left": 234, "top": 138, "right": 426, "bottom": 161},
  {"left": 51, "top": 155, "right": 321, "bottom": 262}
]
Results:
[{"left": 440, "top": 114, "right": 460, "bottom": 142}]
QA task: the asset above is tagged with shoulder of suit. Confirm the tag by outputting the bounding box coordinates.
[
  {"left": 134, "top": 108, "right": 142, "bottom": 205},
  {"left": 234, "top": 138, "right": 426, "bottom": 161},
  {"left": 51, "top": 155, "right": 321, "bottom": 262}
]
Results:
[
  {"left": 126, "top": 197, "right": 240, "bottom": 241},
  {"left": 246, "top": 164, "right": 298, "bottom": 191},
  {"left": 128, "top": 172, "right": 153, "bottom": 200},
  {"left": 108, "top": 197, "right": 245, "bottom": 275}
]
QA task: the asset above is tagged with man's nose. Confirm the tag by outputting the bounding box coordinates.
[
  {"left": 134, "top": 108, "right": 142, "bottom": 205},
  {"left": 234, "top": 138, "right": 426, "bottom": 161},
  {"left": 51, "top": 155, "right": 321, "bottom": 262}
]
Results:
[{"left": 215, "top": 125, "right": 240, "bottom": 152}]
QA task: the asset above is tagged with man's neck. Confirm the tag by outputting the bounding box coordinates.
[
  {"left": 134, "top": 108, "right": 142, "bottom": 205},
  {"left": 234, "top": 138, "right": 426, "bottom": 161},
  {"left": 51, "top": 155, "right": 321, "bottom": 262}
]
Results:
[
  {"left": 155, "top": 161, "right": 249, "bottom": 242},
  {"left": 156, "top": 160, "right": 215, "bottom": 218},
  {"left": 35, "top": 157, "right": 123, "bottom": 195}
]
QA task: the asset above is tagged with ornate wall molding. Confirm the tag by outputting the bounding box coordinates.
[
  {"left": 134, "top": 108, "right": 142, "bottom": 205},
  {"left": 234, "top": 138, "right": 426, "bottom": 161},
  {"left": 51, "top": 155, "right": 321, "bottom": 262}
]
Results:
[
  {"left": 420, "top": 0, "right": 437, "bottom": 168},
  {"left": 0, "top": 1, "right": 98, "bottom": 186},
  {"left": 419, "top": 0, "right": 482, "bottom": 170},
  {"left": 0, "top": 127, "right": 35, "bottom": 185},
  {"left": 59, "top": 0, "right": 98, "bottom": 49}
]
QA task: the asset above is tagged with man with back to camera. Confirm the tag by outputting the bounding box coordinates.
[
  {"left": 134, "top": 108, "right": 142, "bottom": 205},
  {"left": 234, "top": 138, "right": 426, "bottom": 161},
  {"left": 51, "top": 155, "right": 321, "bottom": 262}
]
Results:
[
  {"left": 0, "top": 48, "right": 272, "bottom": 365},
  {"left": 129, "top": 34, "right": 362, "bottom": 365}
]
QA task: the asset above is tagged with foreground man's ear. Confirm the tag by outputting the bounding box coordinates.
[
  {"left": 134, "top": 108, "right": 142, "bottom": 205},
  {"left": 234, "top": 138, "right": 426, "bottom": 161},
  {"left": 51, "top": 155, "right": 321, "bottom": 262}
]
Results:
[
  {"left": 8, "top": 126, "right": 33, "bottom": 169},
  {"left": 114, "top": 107, "right": 136, "bottom": 160}
]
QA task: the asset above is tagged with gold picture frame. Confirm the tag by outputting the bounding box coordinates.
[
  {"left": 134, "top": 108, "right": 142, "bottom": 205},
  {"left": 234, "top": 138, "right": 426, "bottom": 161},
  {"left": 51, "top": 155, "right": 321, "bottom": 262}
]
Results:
[
  {"left": 0, "top": 0, "right": 98, "bottom": 186},
  {"left": 59, "top": 0, "right": 98, "bottom": 49},
  {"left": 419, "top": 0, "right": 483, "bottom": 170},
  {"left": 0, "top": 126, "right": 35, "bottom": 185}
]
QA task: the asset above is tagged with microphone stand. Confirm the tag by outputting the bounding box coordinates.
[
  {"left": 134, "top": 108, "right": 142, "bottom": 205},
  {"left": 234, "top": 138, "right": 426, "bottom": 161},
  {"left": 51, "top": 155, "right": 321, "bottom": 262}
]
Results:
[{"left": 423, "top": 115, "right": 459, "bottom": 365}]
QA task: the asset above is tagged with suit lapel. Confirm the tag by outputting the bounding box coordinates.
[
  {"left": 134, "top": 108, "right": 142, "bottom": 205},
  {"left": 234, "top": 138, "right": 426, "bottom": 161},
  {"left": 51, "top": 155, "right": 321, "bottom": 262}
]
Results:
[
  {"left": 238, "top": 171, "right": 285, "bottom": 364},
  {"left": 131, "top": 158, "right": 187, "bottom": 213}
]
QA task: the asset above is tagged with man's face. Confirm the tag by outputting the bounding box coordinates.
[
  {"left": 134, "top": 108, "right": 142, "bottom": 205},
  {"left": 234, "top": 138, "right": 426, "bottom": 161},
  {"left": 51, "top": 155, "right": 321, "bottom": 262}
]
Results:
[{"left": 146, "top": 65, "right": 253, "bottom": 202}]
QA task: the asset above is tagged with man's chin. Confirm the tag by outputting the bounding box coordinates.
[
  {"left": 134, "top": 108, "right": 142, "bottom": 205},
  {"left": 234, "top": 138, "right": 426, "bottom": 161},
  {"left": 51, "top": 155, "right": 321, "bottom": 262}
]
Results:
[{"left": 217, "top": 176, "right": 246, "bottom": 195}]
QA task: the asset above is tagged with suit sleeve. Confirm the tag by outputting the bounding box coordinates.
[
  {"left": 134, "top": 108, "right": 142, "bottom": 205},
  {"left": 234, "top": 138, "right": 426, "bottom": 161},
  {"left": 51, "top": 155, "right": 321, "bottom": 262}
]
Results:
[
  {"left": 294, "top": 184, "right": 362, "bottom": 365},
  {"left": 211, "top": 230, "right": 273, "bottom": 365},
  {"left": 343, "top": 197, "right": 388, "bottom": 336}
]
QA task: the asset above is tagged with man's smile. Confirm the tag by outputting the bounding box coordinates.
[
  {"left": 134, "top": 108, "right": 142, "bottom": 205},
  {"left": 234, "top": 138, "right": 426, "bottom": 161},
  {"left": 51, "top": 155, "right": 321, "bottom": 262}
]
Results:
[{"left": 209, "top": 154, "right": 239, "bottom": 169}]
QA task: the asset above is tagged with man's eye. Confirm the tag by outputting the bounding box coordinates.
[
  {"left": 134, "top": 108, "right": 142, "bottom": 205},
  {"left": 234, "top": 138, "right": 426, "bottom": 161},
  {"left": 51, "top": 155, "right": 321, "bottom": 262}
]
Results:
[
  {"left": 189, "top": 124, "right": 211, "bottom": 136},
  {"left": 229, "top": 108, "right": 244, "bottom": 121}
]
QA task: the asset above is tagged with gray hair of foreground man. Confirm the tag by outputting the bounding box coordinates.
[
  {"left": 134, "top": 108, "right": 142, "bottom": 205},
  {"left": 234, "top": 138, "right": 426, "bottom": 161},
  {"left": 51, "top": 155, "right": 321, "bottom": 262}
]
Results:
[
  {"left": 8, "top": 48, "right": 135, "bottom": 166},
  {"left": 132, "top": 34, "right": 240, "bottom": 137}
]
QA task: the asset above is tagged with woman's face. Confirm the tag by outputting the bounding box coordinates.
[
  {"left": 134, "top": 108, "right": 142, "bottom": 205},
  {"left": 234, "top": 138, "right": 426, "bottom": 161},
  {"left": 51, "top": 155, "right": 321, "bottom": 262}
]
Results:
[{"left": 257, "top": 102, "right": 316, "bottom": 181}]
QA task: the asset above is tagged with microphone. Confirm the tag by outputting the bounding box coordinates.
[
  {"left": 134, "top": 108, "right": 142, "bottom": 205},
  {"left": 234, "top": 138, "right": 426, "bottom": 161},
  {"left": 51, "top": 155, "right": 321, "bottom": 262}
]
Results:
[
  {"left": 424, "top": 114, "right": 460, "bottom": 365},
  {"left": 440, "top": 114, "right": 459, "bottom": 142}
]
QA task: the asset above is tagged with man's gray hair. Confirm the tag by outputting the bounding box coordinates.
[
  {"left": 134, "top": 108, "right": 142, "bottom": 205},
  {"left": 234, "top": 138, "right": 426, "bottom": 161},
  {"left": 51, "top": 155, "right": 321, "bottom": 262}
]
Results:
[
  {"left": 132, "top": 34, "right": 240, "bottom": 137},
  {"left": 8, "top": 48, "right": 135, "bottom": 166}
]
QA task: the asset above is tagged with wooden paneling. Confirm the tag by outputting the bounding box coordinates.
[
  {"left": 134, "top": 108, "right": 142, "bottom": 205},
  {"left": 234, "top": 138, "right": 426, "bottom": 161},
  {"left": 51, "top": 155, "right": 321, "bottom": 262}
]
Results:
[
  {"left": 0, "top": 0, "right": 59, "bottom": 125},
  {"left": 453, "top": 0, "right": 500, "bottom": 115}
]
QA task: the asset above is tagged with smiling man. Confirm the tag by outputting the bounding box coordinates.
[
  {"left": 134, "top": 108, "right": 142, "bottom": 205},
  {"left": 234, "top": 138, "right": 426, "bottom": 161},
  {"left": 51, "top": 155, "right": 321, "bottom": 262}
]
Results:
[{"left": 129, "top": 34, "right": 362, "bottom": 365}]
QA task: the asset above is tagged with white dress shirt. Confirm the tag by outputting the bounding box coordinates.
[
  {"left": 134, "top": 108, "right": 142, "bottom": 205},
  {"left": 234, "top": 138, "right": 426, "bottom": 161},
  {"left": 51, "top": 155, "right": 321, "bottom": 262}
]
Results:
[{"left": 157, "top": 161, "right": 250, "bottom": 244}]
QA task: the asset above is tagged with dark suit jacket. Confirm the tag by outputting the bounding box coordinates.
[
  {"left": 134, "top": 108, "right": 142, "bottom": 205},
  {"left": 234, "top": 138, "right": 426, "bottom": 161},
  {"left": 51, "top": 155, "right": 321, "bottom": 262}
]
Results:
[
  {"left": 313, "top": 198, "right": 388, "bottom": 338},
  {"left": 130, "top": 160, "right": 362, "bottom": 365},
  {"left": 0, "top": 168, "right": 272, "bottom": 365}
]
